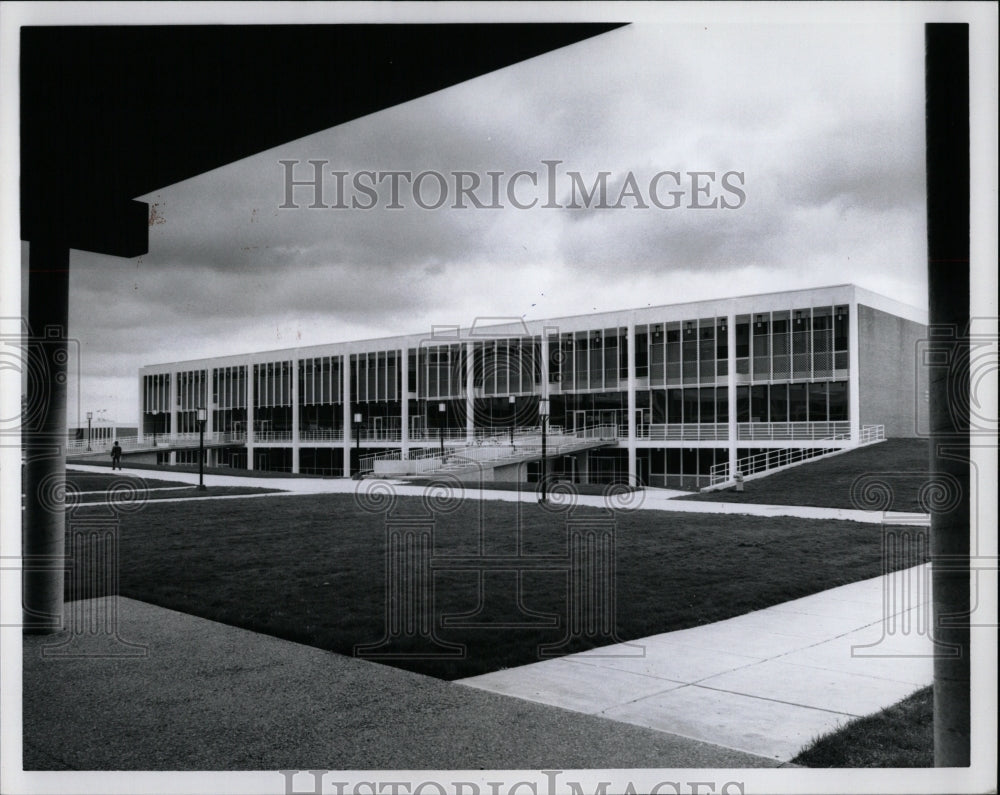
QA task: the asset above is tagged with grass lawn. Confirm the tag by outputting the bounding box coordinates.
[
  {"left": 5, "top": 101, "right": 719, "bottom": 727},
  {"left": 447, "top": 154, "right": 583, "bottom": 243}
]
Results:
[
  {"left": 73, "top": 486, "right": 281, "bottom": 504},
  {"left": 66, "top": 492, "right": 923, "bottom": 680},
  {"left": 67, "top": 459, "right": 326, "bottom": 479},
  {"left": 680, "top": 439, "right": 931, "bottom": 512},
  {"left": 792, "top": 686, "right": 933, "bottom": 767},
  {"left": 65, "top": 470, "right": 191, "bottom": 490}
]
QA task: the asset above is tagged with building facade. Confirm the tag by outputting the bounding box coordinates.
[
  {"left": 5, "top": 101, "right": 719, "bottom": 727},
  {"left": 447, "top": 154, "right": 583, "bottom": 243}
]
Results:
[{"left": 137, "top": 284, "right": 927, "bottom": 489}]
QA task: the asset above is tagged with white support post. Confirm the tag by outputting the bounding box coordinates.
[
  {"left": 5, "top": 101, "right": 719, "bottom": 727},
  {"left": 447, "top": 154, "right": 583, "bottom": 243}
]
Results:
[
  {"left": 342, "top": 354, "right": 352, "bottom": 476},
  {"left": 540, "top": 332, "right": 550, "bottom": 406},
  {"left": 848, "top": 299, "right": 861, "bottom": 445},
  {"left": 168, "top": 370, "right": 177, "bottom": 444},
  {"left": 627, "top": 320, "right": 637, "bottom": 485},
  {"left": 205, "top": 369, "right": 213, "bottom": 467},
  {"left": 137, "top": 372, "right": 145, "bottom": 446},
  {"left": 401, "top": 347, "right": 410, "bottom": 459},
  {"left": 727, "top": 311, "right": 737, "bottom": 478},
  {"left": 291, "top": 358, "right": 300, "bottom": 474},
  {"left": 246, "top": 361, "right": 255, "bottom": 471},
  {"left": 465, "top": 341, "right": 475, "bottom": 443}
]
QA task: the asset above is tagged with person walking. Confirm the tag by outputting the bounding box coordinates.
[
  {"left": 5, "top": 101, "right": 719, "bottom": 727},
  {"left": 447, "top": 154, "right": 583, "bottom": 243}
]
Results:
[{"left": 111, "top": 440, "right": 122, "bottom": 471}]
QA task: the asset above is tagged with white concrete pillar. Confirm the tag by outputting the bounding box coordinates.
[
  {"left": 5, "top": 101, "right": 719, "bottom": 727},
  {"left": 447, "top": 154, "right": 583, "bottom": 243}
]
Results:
[
  {"left": 168, "top": 369, "right": 177, "bottom": 442},
  {"left": 401, "top": 347, "right": 410, "bottom": 459},
  {"left": 342, "top": 354, "right": 352, "bottom": 475},
  {"left": 291, "top": 357, "right": 300, "bottom": 474},
  {"left": 246, "top": 361, "right": 255, "bottom": 471},
  {"left": 627, "top": 320, "right": 637, "bottom": 485},
  {"left": 137, "top": 372, "right": 145, "bottom": 445},
  {"left": 540, "top": 332, "right": 550, "bottom": 403},
  {"left": 727, "top": 310, "right": 737, "bottom": 477},
  {"left": 848, "top": 298, "right": 861, "bottom": 444},
  {"left": 204, "top": 368, "right": 214, "bottom": 469},
  {"left": 465, "top": 341, "right": 475, "bottom": 442}
]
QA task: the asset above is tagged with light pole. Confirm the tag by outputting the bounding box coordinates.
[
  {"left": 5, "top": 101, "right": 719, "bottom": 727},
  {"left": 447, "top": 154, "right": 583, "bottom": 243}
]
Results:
[
  {"left": 86, "top": 411, "right": 92, "bottom": 451},
  {"left": 197, "top": 407, "right": 207, "bottom": 490},
  {"left": 438, "top": 402, "right": 446, "bottom": 457},
  {"left": 539, "top": 397, "right": 549, "bottom": 503}
]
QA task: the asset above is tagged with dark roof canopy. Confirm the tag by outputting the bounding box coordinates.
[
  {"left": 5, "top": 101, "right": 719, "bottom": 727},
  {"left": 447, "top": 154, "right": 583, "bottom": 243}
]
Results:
[{"left": 21, "top": 23, "right": 624, "bottom": 258}]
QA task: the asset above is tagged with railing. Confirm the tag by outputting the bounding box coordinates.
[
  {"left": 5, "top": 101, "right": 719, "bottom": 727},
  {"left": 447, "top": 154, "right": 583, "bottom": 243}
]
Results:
[
  {"left": 737, "top": 421, "right": 850, "bottom": 441},
  {"left": 253, "top": 430, "right": 293, "bottom": 442},
  {"left": 708, "top": 423, "right": 886, "bottom": 485},
  {"left": 572, "top": 423, "right": 618, "bottom": 441},
  {"left": 710, "top": 446, "right": 839, "bottom": 485},
  {"left": 361, "top": 423, "right": 618, "bottom": 477},
  {"left": 859, "top": 424, "right": 886, "bottom": 444},
  {"left": 635, "top": 423, "right": 729, "bottom": 441},
  {"left": 67, "top": 431, "right": 246, "bottom": 453},
  {"left": 298, "top": 429, "right": 345, "bottom": 441}
]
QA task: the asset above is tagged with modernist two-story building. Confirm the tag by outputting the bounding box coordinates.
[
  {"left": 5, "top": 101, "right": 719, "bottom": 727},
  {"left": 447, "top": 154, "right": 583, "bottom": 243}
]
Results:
[{"left": 137, "top": 284, "right": 926, "bottom": 489}]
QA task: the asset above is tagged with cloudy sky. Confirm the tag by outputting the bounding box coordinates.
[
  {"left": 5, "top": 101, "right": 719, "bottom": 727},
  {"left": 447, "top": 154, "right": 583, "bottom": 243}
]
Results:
[{"left": 25, "top": 21, "right": 929, "bottom": 425}]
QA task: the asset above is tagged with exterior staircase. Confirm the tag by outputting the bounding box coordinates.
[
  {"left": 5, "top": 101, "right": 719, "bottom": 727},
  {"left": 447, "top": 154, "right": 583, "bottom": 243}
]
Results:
[{"left": 365, "top": 425, "right": 618, "bottom": 480}]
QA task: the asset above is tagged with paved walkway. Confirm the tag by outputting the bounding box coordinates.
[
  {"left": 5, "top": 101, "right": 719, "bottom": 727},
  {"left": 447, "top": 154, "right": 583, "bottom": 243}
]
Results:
[
  {"left": 458, "top": 564, "right": 934, "bottom": 761},
  {"left": 21, "top": 598, "right": 783, "bottom": 770},
  {"left": 35, "top": 466, "right": 933, "bottom": 767},
  {"left": 67, "top": 464, "right": 927, "bottom": 524}
]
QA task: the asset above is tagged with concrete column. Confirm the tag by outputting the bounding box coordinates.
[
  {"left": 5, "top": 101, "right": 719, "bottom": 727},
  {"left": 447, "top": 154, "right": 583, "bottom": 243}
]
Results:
[
  {"left": 168, "top": 369, "right": 177, "bottom": 444},
  {"left": 465, "top": 341, "right": 475, "bottom": 442},
  {"left": 540, "top": 333, "right": 550, "bottom": 401},
  {"left": 401, "top": 347, "right": 409, "bottom": 459},
  {"left": 23, "top": 241, "right": 70, "bottom": 633},
  {"left": 137, "top": 372, "right": 145, "bottom": 446},
  {"left": 848, "top": 298, "right": 861, "bottom": 444},
  {"left": 291, "top": 357, "right": 300, "bottom": 474},
  {"left": 204, "top": 368, "right": 214, "bottom": 468},
  {"left": 626, "top": 321, "right": 636, "bottom": 484},
  {"left": 727, "top": 311, "right": 737, "bottom": 477},
  {"left": 245, "top": 361, "right": 254, "bottom": 471},
  {"left": 205, "top": 369, "right": 213, "bottom": 438},
  {"left": 342, "top": 354, "right": 352, "bottom": 476},
  {"left": 926, "top": 23, "right": 970, "bottom": 767}
]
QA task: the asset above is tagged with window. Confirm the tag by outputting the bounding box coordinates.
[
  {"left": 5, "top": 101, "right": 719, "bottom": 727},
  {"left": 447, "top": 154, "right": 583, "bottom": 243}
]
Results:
[
  {"left": 808, "top": 381, "right": 829, "bottom": 422},
  {"left": 667, "top": 388, "right": 683, "bottom": 424},
  {"left": 789, "top": 383, "right": 808, "bottom": 421},
  {"left": 751, "top": 385, "right": 767, "bottom": 423},
  {"left": 634, "top": 329, "right": 649, "bottom": 379},
  {"left": 736, "top": 385, "right": 750, "bottom": 422},
  {"left": 829, "top": 380, "right": 848, "bottom": 421},
  {"left": 769, "top": 383, "right": 788, "bottom": 423}
]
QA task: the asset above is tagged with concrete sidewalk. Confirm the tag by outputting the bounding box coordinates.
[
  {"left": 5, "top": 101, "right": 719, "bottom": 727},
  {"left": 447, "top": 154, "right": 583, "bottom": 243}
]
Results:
[
  {"left": 21, "top": 598, "right": 782, "bottom": 770},
  {"left": 68, "top": 464, "right": 926, "bottom": 524},
  {"left": 459, "top": 564, "right": 934, "bottom": 762}
]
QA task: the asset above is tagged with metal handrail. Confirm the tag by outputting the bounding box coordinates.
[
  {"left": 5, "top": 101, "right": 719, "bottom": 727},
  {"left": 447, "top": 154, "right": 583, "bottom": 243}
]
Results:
[
  {"left": 736, "top": 421, "right": 850, "bottom": 441},
  {"left": 709, "top": 424, "right": 885, "bottom": 484}
]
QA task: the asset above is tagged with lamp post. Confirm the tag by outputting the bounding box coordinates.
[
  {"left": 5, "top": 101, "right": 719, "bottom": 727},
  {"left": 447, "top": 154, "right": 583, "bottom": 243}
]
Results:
[
  {"left": 197, "top": 406, "right": 207, "bottom": 490},
  {"left": 539, "top": 397, "right": 550, "bottom": 503},
  {"left": 438, "top": 402, "right": 446, "bottom": 457},
  {"left": 86, "top": 411, "right": 92, "bottom": 451}
]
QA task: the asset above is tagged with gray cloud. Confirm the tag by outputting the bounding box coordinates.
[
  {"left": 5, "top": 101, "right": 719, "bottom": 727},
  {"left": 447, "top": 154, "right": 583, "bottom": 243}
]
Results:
[{"left": 49, "top": 21, "right": 928, "bottom": 422}]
